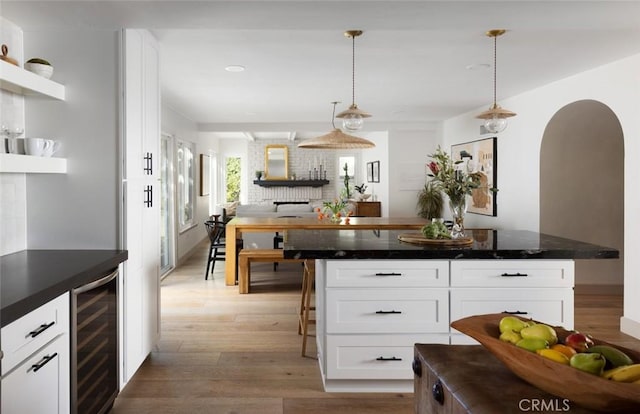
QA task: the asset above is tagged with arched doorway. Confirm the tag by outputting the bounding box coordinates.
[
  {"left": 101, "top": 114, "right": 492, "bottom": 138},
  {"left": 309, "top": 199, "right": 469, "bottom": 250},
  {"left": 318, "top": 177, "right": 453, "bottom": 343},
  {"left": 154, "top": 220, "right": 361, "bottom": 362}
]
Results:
[{"left": 540, "top": 100, "right": 624, "bottom": 290}]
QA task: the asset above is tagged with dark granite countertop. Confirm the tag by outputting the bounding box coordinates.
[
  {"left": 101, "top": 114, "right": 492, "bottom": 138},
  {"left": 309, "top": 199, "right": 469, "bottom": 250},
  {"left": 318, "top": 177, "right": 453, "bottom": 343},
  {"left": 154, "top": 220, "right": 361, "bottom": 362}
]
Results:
[
  {"left": 283, "top": 229, "right": 619, "bottom": 260},
  {"left": 1, "top": 249, "right": 128, "bottom": 327}
]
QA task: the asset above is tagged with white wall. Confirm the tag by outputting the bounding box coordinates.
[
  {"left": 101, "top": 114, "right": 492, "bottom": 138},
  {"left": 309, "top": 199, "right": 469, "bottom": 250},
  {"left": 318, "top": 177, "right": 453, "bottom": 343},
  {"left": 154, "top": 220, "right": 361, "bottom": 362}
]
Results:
[
  {"left": 24, "top": 29, "right": 120, "bottom": 249},
  {"left": 443, "top": 53, "right": 640, "bottom": 337}
]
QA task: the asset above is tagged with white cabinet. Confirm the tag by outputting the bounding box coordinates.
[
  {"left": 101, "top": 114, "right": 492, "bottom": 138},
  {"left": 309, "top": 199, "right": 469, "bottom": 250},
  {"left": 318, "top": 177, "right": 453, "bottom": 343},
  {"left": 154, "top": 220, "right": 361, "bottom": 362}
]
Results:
[
  {"left": 120, "top": 29, "right": 161, "bottom": 386},
  {"left": 1, "top": 292, "right": 70, "bottom": 414},
  {"left": 318, "top": 259, "right": 576, "bottom": 392},
  {"left": 319, "top": 260, "right": 450, "bottom": 392}
]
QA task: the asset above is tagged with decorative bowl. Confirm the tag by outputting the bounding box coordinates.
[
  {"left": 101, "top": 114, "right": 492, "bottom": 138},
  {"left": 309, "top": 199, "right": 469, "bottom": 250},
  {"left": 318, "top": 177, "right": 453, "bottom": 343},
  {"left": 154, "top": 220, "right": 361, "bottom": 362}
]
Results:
[
  {"left": 25, "top": 62, "right": 53, "bottom": 79},
  {"left": 451, "top": 313, "right": 640, "bottom": 413}
]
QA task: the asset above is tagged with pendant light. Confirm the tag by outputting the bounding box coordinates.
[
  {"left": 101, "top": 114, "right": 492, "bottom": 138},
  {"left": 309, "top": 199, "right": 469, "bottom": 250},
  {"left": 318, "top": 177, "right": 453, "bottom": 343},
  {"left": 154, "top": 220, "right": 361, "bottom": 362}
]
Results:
[
  {"left": 476, "top": 29, "right": 516, "bottom": 133},
  {"left": 298, "top": 102, "right": 375, "bottom": 149},
  {"left": 335, "top": 30, "right": 371, "bottom": 131}
]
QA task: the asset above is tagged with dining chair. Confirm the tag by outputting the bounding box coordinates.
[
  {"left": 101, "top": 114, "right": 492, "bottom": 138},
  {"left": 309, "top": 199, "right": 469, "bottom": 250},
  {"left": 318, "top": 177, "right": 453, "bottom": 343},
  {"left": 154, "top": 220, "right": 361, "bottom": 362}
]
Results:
[
  {"left": 204, "top": 220, "right": 243, "bottom": 282},
  {"left": 272, "top": 216, "right": 301, "bottom": 271}
]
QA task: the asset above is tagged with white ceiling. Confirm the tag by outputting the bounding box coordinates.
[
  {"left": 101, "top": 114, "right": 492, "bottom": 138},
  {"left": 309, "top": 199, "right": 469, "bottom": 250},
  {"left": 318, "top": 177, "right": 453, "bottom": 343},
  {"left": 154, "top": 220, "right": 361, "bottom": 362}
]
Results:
[{"left": 4, "top": 1, "right": 640, "bottom": 139}]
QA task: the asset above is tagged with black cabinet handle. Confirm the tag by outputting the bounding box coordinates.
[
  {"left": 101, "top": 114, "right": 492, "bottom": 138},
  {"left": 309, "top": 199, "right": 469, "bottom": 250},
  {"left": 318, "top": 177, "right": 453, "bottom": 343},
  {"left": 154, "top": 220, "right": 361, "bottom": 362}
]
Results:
[
  {"left": 432, "top": 379, "right": 445, "bottom": 405},
  {"left": 31, "top": 353, "right": 58, "bottom": 373},
  {"left": 376, "top": 356, "right": 402, "bottom": 361},
  {"left": 501, "top": 272, "right": 528, "bottom": 277},
  {"left": 144, "top": 185, "right": 153, "bottom": 208},
  {"left": 503, "top": 310, "right": 529, "bottom": 315},
  {"left": 412, "top": 356, "right": 422, "bottom": 377},
  {"left": 144, "top": 152, "right": 153, "bottom": 175},
  {"left": 27, "top": 321, "right": 55, "bottom": 339},
  {"left": 374, "top": 272, "right": 402, "bottom": 276},
  {"left": 375, "top": 310, "right": 402, "bottom": 314}
]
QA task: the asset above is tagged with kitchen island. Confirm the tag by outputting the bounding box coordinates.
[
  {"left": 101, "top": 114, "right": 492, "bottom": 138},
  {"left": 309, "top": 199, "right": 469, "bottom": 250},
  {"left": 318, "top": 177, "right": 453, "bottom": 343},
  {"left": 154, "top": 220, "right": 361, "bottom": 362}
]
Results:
[{"left": 283, "top": 229, "right": 618, "bottom": 393}]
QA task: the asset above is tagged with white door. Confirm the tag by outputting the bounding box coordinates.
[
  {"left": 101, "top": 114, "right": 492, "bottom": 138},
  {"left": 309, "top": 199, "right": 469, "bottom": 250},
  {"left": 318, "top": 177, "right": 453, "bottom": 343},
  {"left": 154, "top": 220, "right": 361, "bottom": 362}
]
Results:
[{"left": 120, "top": 28, "right": 161, "bottom": 386}]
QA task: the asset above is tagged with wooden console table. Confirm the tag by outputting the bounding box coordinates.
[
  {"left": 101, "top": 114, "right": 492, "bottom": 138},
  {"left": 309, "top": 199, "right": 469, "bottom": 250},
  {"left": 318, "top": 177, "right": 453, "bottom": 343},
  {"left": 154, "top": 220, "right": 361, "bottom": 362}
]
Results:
[
  {"left": 355, "top": 201, "right": 381, "bottom": 217},
  {"left": 223, "top": 216, "right": 428, "bottom": 286}
]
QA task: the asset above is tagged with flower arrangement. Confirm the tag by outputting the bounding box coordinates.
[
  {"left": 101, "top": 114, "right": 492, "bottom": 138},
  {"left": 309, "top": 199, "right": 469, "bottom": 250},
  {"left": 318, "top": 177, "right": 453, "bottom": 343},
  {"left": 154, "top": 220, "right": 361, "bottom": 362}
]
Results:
[
  {"left": 354, "top": 183, "right": 368, "bottom": 194},
  {"left": 316, "top": 199, "right": 352, "bottom": 223}
]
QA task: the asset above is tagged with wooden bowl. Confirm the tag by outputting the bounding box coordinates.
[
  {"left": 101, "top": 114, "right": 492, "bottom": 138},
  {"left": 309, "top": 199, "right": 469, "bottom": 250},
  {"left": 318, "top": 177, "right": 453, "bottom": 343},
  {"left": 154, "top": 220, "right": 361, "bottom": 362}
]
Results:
[{"left": 451, "top": 313, "right": 640, "bottom": 412}]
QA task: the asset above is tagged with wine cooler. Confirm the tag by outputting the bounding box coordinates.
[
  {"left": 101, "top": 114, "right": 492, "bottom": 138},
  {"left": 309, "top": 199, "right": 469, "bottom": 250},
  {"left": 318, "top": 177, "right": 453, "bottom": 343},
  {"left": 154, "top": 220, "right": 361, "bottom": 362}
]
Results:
[{"left": 71, "top": 268, "right": 119, "bottom": 414}]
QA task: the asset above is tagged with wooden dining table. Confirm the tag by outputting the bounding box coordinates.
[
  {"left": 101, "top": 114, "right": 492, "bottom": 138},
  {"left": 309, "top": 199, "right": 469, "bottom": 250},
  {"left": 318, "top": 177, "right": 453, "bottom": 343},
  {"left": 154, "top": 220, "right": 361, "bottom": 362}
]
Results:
[{"left": 224, "top": 216, "right": 429, "bottom": 285}]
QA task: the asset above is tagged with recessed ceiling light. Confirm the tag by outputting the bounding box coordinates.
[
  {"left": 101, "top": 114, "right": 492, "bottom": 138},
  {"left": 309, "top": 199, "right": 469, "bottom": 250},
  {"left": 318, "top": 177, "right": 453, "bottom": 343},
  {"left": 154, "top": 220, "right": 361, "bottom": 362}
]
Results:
[
  {"left": 225, "top": 65, "right": 245, "bottom": 72},
  {"left": 466, "top": 63, "right": 491, "bottom": 70}
]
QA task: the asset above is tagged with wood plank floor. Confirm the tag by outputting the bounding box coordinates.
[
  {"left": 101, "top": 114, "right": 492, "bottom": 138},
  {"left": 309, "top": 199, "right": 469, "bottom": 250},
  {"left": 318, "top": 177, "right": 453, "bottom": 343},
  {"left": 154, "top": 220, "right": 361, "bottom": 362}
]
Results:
[{"left": 111, "top": 240, "right": 639, "bottom": 414}]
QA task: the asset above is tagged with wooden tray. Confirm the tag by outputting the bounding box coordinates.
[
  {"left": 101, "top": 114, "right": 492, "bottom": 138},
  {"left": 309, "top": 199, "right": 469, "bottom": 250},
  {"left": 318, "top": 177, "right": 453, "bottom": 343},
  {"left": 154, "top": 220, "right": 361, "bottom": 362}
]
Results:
[
  {"left": 397, "top": 232, "right": 473, "bottom": 246},
  {"left": 451, "top": 313, "right": 640, "bottom": 413}
]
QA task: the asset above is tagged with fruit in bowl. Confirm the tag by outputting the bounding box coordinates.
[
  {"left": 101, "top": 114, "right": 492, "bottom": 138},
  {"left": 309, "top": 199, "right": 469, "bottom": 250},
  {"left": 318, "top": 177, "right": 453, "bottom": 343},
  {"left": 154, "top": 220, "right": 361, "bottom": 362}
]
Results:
[
  {"left": 25, "top": 58, "right": 53, "bottom": 79},
  {"left": 565, "top": 331, "right": 595, "bottom": 353}
]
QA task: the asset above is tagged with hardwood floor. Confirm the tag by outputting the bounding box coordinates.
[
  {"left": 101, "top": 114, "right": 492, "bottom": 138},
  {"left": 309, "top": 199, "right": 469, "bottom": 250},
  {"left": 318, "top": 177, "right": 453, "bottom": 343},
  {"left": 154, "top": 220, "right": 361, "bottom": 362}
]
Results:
[{"left": 111, "top": 241, "right": 639, "bottom": 413}]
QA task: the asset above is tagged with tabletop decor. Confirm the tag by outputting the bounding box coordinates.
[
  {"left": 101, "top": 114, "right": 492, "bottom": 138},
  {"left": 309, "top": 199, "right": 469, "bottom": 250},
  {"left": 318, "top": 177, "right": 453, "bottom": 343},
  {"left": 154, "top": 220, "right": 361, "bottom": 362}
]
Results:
[
  {"left": 427, "top": 146, "right": 483, "bottom": 237},
  {"left": 318, "top": 199, "right": 350, "bottom": 223},
  {"left": 452, "top": 313, "right": 640, "bottom": 413}
]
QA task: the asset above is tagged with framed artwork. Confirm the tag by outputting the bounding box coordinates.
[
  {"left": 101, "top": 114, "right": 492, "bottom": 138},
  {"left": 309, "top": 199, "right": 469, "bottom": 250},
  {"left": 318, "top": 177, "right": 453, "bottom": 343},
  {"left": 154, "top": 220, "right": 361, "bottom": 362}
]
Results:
[
  {"left": 366, "top": 162, "right": 374, "bottom": 182},
  {"left": 372, "top": 161, "right": 380, "bottom": 183},
  {"left": 200, "top": 154, "right": 210, "bottom": 196},
  {"left": 451, "top": 137, "right": 497, "bottom": 216}
]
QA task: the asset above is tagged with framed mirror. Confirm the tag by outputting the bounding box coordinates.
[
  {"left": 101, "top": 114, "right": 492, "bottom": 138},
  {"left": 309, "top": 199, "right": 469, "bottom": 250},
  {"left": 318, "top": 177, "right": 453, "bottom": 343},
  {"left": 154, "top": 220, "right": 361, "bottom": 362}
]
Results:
[{"left": 265, "top": 145, "right": 288, "bottom": 180}]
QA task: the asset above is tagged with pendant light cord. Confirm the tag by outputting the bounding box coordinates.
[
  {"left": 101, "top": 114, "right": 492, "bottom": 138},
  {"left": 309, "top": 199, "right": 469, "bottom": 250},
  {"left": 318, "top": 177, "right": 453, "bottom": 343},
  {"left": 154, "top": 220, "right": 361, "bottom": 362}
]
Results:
[
  {"left": 493, "top": 34, "right": 497, "bottom": 106},
  {"left": 331, "top": 101, "right": 338, "bottom": 129},
  {"left": 351, "top": 34, "right": 356, "bottom": 106}
]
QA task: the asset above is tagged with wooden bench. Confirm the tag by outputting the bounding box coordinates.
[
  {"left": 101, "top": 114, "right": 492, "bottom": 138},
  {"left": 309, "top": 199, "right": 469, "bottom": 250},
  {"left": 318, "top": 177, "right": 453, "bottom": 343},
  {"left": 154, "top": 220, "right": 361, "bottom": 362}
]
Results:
[{"left": 238, "top": 249, "right": 304, "bottom": 293}]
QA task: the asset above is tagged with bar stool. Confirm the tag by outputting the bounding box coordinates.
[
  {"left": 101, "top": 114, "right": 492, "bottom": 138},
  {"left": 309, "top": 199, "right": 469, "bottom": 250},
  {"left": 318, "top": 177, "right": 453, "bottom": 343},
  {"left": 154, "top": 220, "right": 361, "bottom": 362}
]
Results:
[{"left": 298, "top": 260, "right": 316, "bottom": 357}]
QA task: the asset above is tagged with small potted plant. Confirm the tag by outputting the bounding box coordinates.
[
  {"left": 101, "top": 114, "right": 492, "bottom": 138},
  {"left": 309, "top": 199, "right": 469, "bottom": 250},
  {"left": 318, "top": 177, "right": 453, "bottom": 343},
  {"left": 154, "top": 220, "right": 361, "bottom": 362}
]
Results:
[
  {"left": 255, "top": 170, "right": 263, "bottom": 180},
  {"left": 25, "top": 57, "right": 54, "bottom": 79},
  {"left": 354, "top": 183, "right": 370, "bottom": 201}
]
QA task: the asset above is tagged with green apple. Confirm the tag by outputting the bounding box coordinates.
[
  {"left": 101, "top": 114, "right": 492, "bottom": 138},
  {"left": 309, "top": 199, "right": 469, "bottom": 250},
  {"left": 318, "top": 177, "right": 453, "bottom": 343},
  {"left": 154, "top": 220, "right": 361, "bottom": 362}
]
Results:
[
  {"left": 499, "top": 316, "right": 529, "bottom": 334},
  {"left": 570, "top": 353, "right": 606, "bottom": 376},
  {"left": 520, "top": 323, "right": 558, "bottom": 346},
  {"left": 499, "top": 330, "right": 522, "bottom": 345},
  {"left": 516, "top": 338, "right": 549, "bottom": 352}
]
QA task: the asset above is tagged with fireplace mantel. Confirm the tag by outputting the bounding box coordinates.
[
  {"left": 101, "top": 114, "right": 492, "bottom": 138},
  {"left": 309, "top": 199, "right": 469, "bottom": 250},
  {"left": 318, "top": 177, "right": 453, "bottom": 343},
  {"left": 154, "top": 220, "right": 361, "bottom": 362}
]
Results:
[{"left": 253, "top": 179, "right": 329, "bottom": 188}]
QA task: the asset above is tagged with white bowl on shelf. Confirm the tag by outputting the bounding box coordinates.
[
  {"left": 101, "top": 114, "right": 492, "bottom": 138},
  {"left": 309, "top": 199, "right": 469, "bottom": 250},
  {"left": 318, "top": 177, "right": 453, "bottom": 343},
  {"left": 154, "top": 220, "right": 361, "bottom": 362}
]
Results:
[{"left": 25, "top": 62, "right": 53, "bottom": 79}]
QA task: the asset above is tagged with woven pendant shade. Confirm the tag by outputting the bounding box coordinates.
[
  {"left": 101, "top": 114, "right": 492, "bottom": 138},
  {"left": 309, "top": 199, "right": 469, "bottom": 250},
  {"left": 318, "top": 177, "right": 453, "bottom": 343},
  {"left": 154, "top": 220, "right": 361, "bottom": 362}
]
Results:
[{"left": 297, "top": 128, "right": 375, "bottom": 149}]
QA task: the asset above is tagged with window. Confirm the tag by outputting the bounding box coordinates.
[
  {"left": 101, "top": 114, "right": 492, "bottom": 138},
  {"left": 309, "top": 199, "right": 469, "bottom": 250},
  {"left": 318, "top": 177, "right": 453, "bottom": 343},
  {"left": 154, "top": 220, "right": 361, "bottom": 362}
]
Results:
[
  {"left": 226, "top": 156, "right": 241, "bottom": 202},
  {"left": 177, "top": 139, "right": 195, "bottom": 231}
]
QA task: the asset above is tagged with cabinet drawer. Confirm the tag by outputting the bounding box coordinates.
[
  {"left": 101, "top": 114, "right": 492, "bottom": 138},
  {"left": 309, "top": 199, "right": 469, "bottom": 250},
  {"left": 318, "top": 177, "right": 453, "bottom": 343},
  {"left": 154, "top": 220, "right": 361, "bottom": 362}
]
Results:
[
  {"left": 1, "top": 292, "right": 70, "bottom": 375},
  {"left": 326, "top": 260, "right": 449, "bottom": 288},
  {"left": 326, "top": 288, "right": 449, "bottom": 334},
  {"left": 327, "top": 334, "right": 449, "bottom": 380},
  {"left": 450, "top": 288, "right": 574, "bottom": 332},
  {"left": 1, "top": 333, "right": 70, "bottom": 414},
  {"left": 450, "top": 260, "right": 574, "bottom": 287}
]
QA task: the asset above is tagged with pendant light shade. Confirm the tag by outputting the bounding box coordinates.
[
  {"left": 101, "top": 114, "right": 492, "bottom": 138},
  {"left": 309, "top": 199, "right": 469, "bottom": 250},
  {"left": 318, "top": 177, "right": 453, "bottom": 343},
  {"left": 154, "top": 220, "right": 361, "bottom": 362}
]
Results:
[
  {"left": 476, "top": 29, "right": 516, "bottom": 133},
  {"left": 335, "top": 30, "right": 371, "bottom": 131},
  {"left": 298, "top": 102, "right": 375, "bottom": 149}
]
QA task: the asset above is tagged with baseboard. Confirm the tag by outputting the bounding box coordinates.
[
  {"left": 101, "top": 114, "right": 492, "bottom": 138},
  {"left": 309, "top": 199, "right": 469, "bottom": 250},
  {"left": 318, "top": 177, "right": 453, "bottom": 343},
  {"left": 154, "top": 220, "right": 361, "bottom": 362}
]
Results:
[
  {"left": 574, "top": 284, "right": 624, "bottom": 296},
  {"left": 621, "top": 316, "right": 640, "bottom": 340}
]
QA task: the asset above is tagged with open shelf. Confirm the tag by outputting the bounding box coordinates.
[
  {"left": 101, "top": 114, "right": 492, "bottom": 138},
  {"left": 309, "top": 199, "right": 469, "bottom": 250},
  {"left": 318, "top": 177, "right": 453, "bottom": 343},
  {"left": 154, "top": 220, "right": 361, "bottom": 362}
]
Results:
[
  {"left": 253, "top": 179, "right": 329, "bottom": 188},
  {"left": 0, "top": 153, "right": 67, "bottom": 173},
  {"left": 0, "top": 60, "right": 65, "bottom": 100}
]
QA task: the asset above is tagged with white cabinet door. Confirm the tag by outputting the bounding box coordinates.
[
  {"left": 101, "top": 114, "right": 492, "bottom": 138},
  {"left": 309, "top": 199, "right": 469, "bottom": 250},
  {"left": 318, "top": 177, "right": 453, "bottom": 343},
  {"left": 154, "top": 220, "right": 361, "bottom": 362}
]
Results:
[
  {"left": 121, "top": 28, "right": 161, "bottom": 385},
  {"left": 1, "top": 335, "right": 70, "bottom": 414}
]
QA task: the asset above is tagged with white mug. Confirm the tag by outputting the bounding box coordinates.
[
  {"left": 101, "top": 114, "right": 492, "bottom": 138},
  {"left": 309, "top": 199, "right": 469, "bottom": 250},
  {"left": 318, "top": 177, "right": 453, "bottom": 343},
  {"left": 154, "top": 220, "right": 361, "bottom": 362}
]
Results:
[
  {"left": 25, "top": 138, "right": 52, "bottom": 156},
  {"left": 8, "top": 138, "right": 25, "bottom": 154},
  {"left": 43, "top": 140, "right": 61, "bottom": 157}
]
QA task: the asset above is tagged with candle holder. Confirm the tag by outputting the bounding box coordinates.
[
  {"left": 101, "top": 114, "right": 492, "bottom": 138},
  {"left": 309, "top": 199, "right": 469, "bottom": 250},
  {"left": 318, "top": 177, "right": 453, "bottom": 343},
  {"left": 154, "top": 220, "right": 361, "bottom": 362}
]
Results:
[{"left": 308, "top": 170, "right": 312, "bottom": 180}]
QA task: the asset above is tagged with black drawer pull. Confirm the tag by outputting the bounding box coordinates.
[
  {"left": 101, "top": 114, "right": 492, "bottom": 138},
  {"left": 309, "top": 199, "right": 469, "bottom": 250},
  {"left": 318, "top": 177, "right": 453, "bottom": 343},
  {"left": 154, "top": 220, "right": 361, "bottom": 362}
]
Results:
[
  {"left": 376, "top": 356, "right": 402, "bottom": 361},
  {"left": 432, "top": 379, "right": 445, "bottom": 405},
  {"left": 375, "top": 310, "right": 402, "bottom": 314},
  {"left": 27, "top": 321, "right": 55, "bottom": 338},
  {"left": 412, "top": 356, "right": 422, "bottom": 377},
  {"left": 374, "top": 272, "right": 402, "bottom": 276},
  {"left": 501, "top": 272, "right": 528, "bottom": 277},
  {"left": 31, "top": 353, "right": 58, "bottom": 373},
  {"left": 503, "top": 310, "right": 529, "bottom": 315}
]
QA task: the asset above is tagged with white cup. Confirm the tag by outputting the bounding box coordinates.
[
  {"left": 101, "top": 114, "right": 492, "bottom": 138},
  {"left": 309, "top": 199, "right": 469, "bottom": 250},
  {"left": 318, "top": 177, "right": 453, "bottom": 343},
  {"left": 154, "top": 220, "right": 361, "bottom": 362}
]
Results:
[
  {"left": 42, "top": 140, "right": 61, "bottom": 157},
  {"left": 8, "top": 138, "right": 25, "bottom": 154},
  {"left": 25, "top": 138, "right": 52, "bottom": 156}
]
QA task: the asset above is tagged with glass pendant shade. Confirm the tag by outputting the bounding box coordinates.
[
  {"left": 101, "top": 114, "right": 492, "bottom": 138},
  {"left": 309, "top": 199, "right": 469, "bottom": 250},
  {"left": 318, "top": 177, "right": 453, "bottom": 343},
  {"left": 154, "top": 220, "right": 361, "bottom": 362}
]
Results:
[
  {"left": 342, "top": 114, "right": 363, "bottom": 131},
  {"left": 484, "top": 115, "right": 508, "bottom": 133}
]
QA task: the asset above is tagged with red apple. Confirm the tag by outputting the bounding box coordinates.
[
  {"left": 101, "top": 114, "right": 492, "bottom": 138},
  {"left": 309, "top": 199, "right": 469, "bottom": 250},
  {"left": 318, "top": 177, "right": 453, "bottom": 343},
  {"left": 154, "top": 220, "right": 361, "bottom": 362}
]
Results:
[{"left": 564, "top": 331, "right": 595, "bottom": 353}]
